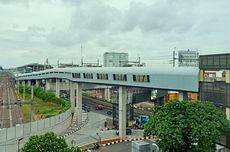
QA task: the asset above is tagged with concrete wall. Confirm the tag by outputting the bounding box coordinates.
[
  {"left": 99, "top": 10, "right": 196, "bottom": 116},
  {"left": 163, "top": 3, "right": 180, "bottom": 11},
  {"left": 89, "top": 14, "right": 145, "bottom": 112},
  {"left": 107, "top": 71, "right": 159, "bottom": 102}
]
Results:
[{"left": 0, "top": 109, "right": 72, "bottom": 152}]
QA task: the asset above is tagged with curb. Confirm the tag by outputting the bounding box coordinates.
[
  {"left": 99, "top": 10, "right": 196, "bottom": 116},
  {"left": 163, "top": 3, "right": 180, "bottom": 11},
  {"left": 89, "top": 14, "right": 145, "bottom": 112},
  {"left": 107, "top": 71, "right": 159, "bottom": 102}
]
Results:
[
  {"left": 80, "top": 136, "right": 154, "bottom": 151},
  {"left": 102, "top": 136, "right": 153, "bottom": 146}
]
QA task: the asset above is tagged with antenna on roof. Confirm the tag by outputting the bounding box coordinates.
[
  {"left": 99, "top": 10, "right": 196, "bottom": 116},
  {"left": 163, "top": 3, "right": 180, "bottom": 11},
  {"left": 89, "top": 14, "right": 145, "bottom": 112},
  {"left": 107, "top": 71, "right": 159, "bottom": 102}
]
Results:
[{"left": 81, "top": 45, "right": 83, "bottom": 66}]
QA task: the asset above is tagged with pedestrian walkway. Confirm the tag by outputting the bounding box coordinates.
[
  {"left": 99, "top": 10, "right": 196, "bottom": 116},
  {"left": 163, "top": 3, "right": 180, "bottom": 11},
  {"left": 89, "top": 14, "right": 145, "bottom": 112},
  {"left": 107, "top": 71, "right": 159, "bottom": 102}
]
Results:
[{"left": 60, "top": 111, "right": 89, "bottom": 138}]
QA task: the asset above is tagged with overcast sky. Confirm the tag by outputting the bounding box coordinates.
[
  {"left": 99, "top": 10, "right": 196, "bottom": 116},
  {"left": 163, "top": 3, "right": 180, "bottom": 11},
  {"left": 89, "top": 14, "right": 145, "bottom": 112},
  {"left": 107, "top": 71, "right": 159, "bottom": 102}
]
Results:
[{"left": 0, "top": 0, "right": 230, "bottom": 68}]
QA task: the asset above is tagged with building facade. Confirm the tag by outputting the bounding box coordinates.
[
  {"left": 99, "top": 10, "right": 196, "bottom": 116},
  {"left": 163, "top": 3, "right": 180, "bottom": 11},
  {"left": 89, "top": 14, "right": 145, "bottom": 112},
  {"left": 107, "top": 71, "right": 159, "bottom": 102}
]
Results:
[
  {"left": 17, "top": 63, "right": 52, "bottom": 74},
  {"left": 199, "top": 53, "right": 230, "bottom": 147},
  {"left": 178, "top": 50, "right": 199, "bottom": 67},
  {"left": 103, "top": 52, "right": 128, "bottom": 67}
]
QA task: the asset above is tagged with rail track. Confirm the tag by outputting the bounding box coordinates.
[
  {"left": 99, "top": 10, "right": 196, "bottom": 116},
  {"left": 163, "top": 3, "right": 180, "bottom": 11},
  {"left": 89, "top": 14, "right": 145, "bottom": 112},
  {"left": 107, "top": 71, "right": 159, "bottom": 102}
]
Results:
[{"left": 0, "top": 71, "right": 25, "bottom": 128}]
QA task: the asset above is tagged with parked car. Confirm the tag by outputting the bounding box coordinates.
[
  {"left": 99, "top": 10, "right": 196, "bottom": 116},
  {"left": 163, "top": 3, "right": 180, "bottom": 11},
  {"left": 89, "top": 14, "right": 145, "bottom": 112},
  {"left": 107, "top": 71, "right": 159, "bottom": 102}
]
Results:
[
  {"left": 95, "top": 104, "right": 104, "bottom": 110},
  {"left": 82, "top": 104, "right": 91, "bottom": 112},
  {"left": 106, "top": 110, "right": 112, "bottom": 115},
  {"left": 116, "top": 128, "right": 132, "bottom": 135}
]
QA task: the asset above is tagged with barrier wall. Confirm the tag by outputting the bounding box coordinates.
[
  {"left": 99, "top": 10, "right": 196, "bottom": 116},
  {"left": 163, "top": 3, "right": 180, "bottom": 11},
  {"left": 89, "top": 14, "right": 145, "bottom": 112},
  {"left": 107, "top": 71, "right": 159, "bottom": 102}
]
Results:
[{"left": 0, "top": 109, "right": 72, "bottom": 152}]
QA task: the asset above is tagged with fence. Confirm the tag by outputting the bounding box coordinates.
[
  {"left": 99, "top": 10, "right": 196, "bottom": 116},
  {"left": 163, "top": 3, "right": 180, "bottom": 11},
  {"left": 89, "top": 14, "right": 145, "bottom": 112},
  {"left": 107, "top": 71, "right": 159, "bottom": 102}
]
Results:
[{"left": 0, "top": 109, "right": 72, "bottom": 152}]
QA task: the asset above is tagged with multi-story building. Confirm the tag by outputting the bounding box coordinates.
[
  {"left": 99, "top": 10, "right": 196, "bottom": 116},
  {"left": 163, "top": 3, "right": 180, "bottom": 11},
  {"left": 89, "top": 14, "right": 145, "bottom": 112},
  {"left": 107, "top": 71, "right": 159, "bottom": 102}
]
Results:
[
  {"left": 17, "top": 63, "right": 53, "bottom": 73},
  {"left": 199, "top": 53, "right": 230, "bottom": 147},
  {"left": 178, "top": 50, "right": 199, "bottom": 67},
  {"left": 103, "top": 52, "right": 128, "bottom": 67}
]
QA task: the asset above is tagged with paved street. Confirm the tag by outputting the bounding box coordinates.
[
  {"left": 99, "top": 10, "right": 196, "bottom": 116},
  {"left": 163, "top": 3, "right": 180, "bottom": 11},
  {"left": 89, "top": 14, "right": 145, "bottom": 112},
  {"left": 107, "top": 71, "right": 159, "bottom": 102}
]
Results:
[
  {"left": 95, "top": 139, "right": 156, "bottom": 152},
  {"left": 96, "top": 141, "right": 132, "bottom": 152},
  {"left": 66, "top": 108, "right": 144, "bottom": 147}
]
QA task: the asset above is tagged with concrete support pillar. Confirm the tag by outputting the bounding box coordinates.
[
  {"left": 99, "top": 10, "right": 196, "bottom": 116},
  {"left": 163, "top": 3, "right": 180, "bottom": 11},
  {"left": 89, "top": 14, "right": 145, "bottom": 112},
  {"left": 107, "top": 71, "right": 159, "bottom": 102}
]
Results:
[
  {"left": 199, "top": 70, "right": 204, "bottom": 82},
  {"left": 27, "top": 80, "right": 31, "bottom": 86},
  {"left": 226, "top": 108, "right": 230, "bottom": 120},
  {"left": 179, "top": 92, "right": 188, "bottom": 101},
  {"left": 35, "top": 80, "right": 39, "bottom": 88},
  {"left": 70, "top": 82, "right": 83, "bottom": 125},
  {"left": 55, "top": 78, "right": 60, "bottom": 98},
  {"left": 119, "top": 86, "right": 127, "bottom": 139},
  {"left": 76, "top": 83, "right": 82, "bottom": 125},
  {"left": 70, "top": 82, "right": 75, "bottom": 113},
  {"left": 226, "top": 70, "right": 230, "bottom": 83},
  {"left": 45, "top": 79, "right": 50, "bottom": 91},
  {"left": 104, "top": 87, "right": 110, "bottom": 101}
]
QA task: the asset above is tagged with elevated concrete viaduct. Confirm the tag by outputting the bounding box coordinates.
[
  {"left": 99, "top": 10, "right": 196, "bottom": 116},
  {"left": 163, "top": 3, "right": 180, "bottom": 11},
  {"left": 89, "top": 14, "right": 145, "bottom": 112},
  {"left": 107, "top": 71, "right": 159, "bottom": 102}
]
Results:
[{"left": 15, "top": 67, "right": 199, "bottom": 139}]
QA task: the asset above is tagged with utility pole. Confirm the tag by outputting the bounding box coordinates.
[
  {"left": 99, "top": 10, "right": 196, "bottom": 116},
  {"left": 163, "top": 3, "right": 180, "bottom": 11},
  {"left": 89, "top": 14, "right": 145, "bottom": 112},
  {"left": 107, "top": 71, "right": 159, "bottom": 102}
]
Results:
[
  {"left": 57, "top": 60, "right": 59, "bottom": 68},
  {"left": 23, "top": 84, "right": 25, "bottom": 102},
  {"left": 30, "top": 85, "right": 34, "bottom": 133},
  {"left": 173, "top": 47, "right": 176, "bottom": 67},
  {"left": 81, "top": 45, "right": 83, "bottom": 67},
  {"left": 97, "top": 59, "right": 99, "bottom": 66},
  {"left": 138, "top": 56, "right": 141, "bottom": 66}
]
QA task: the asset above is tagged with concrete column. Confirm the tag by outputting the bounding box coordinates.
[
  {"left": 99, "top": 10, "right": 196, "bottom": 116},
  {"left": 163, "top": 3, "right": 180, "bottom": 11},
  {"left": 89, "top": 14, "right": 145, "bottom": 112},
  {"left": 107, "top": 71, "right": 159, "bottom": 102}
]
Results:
[
  {"left": 27, "top": 80, "right": 31, "bottom": 86},
  {"left": 226, "top": 70, "right": 230, "bottom": 83},
  {"left": 76, "top": 83, "right": 82, "bottom": 125},
  {"left": 179, "top": 92, "right": 188, "bottom": 101},
  {"left": 104, "top": 87, "right": 110, "bottom": 101},
  {"left": 55, "top": 78, "right": 60, "bottom": 98},
  {"left": 199, "top": 70, "right": 204, "bottom": 82},
  {"left": 119, "top": 86, "right": 127, "bottom": 139},
  {"left": 70, "top": 81, "right": 75, "bottom": 113},
  {"left": 45, "top": 79, "right": 50, "bottom": 91},
  {"left": 35, "top": 80, "right": 39, "bottom": 87},
  {"left": 226, "top": 108, "right": 230, "bottom": 120}
]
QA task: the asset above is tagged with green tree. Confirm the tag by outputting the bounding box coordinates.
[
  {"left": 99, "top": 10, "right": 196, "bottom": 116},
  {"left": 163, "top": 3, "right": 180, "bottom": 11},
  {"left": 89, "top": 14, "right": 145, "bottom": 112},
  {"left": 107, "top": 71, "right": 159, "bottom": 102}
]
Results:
[
  {"left": 22, "top": 132, "right": 81, "bottom": 152},
  {"left": 144, "top": 100, "right": 230, "bottom": 152}
]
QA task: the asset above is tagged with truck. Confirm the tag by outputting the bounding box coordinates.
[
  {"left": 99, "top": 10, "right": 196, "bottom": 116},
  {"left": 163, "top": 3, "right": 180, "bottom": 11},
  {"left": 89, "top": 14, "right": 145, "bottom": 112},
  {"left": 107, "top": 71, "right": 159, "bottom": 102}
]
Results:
[{"left": 128, "top": 115, "right": 150, "bottom": 129}]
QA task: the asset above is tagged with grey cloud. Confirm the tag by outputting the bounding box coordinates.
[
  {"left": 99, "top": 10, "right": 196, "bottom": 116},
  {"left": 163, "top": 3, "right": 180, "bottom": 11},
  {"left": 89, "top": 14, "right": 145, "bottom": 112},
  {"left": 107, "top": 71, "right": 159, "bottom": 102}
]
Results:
[
  {"left": 47, "top": 1, "right": 121, "bottom": 47},
  {"left": 122, "top": 1, "right": 197, "bottom": 33},
  {"left": 69, "top": 2, "right": 121, "bottom": 32}
]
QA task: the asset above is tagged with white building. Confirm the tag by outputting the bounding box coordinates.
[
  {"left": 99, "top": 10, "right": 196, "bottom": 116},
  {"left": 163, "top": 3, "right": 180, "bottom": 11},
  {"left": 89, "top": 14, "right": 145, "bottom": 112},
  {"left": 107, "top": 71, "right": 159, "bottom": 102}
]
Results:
[
  {"left": 178, "top": 50, "right": 199, "bottom": 67},
  {"left": 103, "top": 52, "right": 128, "bottom": 67}
]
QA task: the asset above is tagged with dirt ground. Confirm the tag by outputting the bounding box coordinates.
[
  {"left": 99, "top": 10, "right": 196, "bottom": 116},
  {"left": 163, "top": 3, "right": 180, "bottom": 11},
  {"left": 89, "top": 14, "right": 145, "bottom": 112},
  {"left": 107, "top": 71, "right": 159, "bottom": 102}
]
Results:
[{"left": 134, "top": 101, "right": 155, "bottom": 109}]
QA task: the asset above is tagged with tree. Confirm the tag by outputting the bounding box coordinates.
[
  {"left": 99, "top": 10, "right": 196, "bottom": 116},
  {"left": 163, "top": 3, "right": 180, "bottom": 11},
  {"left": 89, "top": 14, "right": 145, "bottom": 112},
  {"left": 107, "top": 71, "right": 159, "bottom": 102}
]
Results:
[
  {"left": 22, "top": 132, "right": 81, "bottom": 152},
  {"left": 144, "top": 100, "right": 230, "bottom": 152}
]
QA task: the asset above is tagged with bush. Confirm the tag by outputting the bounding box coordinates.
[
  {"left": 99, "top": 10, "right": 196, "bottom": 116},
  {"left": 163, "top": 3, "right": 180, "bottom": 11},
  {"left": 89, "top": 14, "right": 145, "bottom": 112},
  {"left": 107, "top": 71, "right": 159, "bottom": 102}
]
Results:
[
  {"left": 19, "top": 85, "right": 70, "bottom": 113},
  {"left": 22, "top": 132, "right": 81, "bottom": 152}
]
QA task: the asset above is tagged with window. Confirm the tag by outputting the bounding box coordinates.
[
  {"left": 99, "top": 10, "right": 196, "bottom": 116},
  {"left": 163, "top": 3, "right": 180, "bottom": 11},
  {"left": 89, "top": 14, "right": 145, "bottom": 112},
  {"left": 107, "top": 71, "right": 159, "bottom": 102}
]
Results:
[
  {"left": 133, "top": 75, "right": 150, "bottom": 82},
  {"left": 72, "top": 73, "right": 81, "bottom": 78},
  {"left": 83, "top": 73, "right": 93, "bottom": 79},
  {"left": 113, "top": 74, "right": 127, "bottom": 81},
  {"left": 97, "top": 73, "right": 108, "bottom": 80},
  {"left": 59, "top": 72, "right": 64, "bottom": 74},
  {"left": 65, "top": 72, "right": 71, "bottom": 74}
]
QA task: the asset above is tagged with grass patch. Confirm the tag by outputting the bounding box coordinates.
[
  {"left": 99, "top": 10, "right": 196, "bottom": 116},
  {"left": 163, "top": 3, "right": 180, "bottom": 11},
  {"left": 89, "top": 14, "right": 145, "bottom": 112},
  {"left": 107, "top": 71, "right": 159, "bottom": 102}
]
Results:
[
  {"left": 22, "top": 104, "right": 31, "bottom": 123},
  {"left": 34, "top": 101, "right": 62, "bottom": 118},
  {"left": 19, "top": 91, "right": 66, "bottom": 120}
]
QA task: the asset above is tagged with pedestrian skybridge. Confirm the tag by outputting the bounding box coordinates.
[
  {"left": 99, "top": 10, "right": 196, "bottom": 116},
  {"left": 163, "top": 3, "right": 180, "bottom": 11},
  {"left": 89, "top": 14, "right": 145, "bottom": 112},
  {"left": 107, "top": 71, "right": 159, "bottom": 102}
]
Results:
[{"left": 15, "top": 67, "right": 199, "bottom": 92}]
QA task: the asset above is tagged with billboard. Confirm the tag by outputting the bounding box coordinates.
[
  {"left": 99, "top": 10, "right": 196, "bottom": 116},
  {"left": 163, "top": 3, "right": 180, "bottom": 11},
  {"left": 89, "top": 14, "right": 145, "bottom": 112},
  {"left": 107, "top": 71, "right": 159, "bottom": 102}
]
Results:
[{"left": 178, "top": 50, "right": 199, "bottom": 67}]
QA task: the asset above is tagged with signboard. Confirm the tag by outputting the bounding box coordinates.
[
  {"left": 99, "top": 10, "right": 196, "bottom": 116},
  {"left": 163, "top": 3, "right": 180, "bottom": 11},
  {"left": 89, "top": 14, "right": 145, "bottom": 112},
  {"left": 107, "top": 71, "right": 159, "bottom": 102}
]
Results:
[{"left": 178, "top": 50, "right": 198, "bottom": 67}]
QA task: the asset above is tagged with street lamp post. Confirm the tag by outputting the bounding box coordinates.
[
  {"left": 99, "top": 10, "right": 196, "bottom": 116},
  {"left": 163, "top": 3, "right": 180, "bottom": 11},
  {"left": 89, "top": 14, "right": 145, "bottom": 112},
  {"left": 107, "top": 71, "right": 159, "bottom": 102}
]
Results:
[
  {"left": 17, "top": 137, "right": 23, "bottom": 152},
  {"left": 96, "top": 133, "right": 101, "bottom": 145}
]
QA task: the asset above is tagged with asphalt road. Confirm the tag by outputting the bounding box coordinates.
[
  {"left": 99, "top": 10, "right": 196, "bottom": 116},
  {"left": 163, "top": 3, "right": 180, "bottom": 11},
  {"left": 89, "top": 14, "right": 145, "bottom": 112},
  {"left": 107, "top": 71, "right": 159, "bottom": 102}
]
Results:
[
  {"left": 83, "top": 102, "right": 113, "bottom": 117},
  {"left": 66, "top": 110, "right": 144, "bottom": 147},
  {"left": 96, "top": 141, "right": 132, "bottom": 152},
  {"left": 95, "top": 139, "right": 156, "bottom": 152}
]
